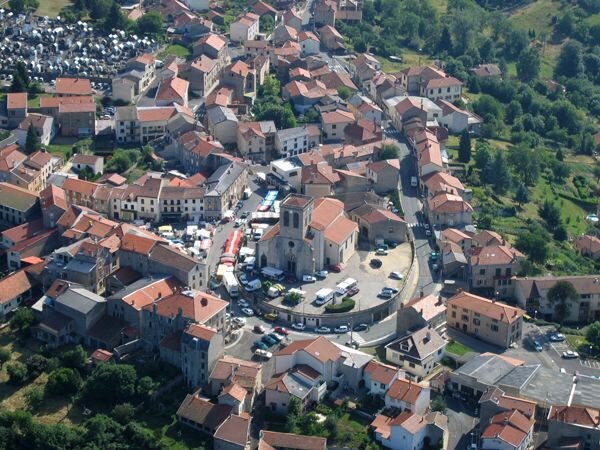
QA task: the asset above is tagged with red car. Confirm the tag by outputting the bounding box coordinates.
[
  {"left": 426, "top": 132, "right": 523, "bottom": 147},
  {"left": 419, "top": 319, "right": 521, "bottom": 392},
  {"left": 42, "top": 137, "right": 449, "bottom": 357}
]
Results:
[
  {"left": 253, "top": 324, "right": 265, "bottom": 334},
  {"left": 329, "top": 264, "right": 342, "bottom": 273},
  {"left": 347, "top": 286, "right": 360, "bottom": 296},
  {"left": 274, "top": 326, "right": 289, "bottom": 336}
]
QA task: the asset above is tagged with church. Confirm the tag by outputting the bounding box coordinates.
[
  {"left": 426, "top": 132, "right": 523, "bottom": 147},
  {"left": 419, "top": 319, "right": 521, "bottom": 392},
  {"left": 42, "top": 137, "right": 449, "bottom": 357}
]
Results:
[{"left": 256, "top": 194, "right": 358, "bottom": 278}]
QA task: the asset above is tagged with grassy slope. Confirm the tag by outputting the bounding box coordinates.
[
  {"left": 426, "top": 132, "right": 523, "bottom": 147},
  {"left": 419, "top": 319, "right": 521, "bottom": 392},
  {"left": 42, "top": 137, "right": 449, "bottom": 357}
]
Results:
[{"left": 35, "top": 0, "right": 72, "bottom": 18}]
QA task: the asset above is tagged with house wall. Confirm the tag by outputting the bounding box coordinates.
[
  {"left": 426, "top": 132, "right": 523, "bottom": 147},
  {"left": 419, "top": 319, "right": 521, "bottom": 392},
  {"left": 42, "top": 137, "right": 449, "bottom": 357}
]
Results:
[{"left": 547, "top": 420, "right": 600, "bottom": 450}]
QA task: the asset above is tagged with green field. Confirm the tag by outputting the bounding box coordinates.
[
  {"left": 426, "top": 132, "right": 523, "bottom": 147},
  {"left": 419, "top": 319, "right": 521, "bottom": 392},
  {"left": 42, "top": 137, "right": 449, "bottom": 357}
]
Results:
[
  {"left": 35, "top": 0, "right": 72, "bottom": 18},
  {"left": 376, "top": 50, "right": 434, "bottom": 74},
  {"left": 157, "top": 44, "right": 191, "bottom": 60},
  {"left": 446, "top": 340, "right": 473, "bottom": 356}
]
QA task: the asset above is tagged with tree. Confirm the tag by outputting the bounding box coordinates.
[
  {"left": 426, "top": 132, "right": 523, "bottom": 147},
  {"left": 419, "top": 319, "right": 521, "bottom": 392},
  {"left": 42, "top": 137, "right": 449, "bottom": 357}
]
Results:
[
  {"left": 593, "top": 163, "right": 600, "bottom": 182},
  {"left": 10, "top": 308, "right": 34, "bottom": 335},
  {"left": 83, "top": 364, "right": 137, "bottom": 403},
  {"left": 89, "top": 0, "right": 111, "bottom": 21},
  {"left": 547, "top": 281, "right": 578, "bottom": 325},
  {"left": 136, "top": 376, "right": 156, "bottom": 398},
  {"left": 9, "top": 0, "right": 38, "bottom": 13},
  {"left": 556, "top": 148, "right": 565, "bottom": 162},
  {"left": 336, "top": 86, "right": 352, "bottom": 100},
  {"left": 552, "top": 161, "right": 570, "bottom": 182},
  {"left": 484, "top": 151, "right": 511, "bottom": 195},
  {"left": 515, "top": 183, "right": 530, "bottom": 206},
  {"left": 62, "top": 345, "right": 88, "bottom": 371},
  {"left": 379, "top": 143, "right": 399, "bottom": 159},
  {"left": 507, "top": 145, "right": 540, "bottom": 186},
  {"left": 430, "top": 395, "right": 447, "bottom": 413},
  {"left": 586, "top": 321, "right": 600, "bottom": 349},
  {"left": 505, "top": 101, "right": 523, "bottom": 125},
  {"left": 553, "top": 224, "right": 568, "bottom": 241},
  {"left": 538, "top": 199, "right": 562, "bottom": 231},
  {"left": 25, "top": 386, "right": 44, "bottom": 411},
  {"left": 0, "top": 347, "right": 11, "bottom": 371},
  {"left": 474, "top": 140, "right": 492, "bottom": 170},
  {"left": 26, "top": 355, "right": 50, "bottom": 378},
  {"left": 260, "top": 14, "right": 274, "bottom": 33},
  {"left": 6, "top": 361, "right": 28, "bottom": 385},
  {"left": 112, "top": 403, "right": 135, "bottom": 424},
  {"left": 474, "top": 95, "right": 504, "bottom": 121},
  {"left": 104, "top": 2, "right": 131, "bottom": 31},
  {"left": 25, "top": 123, "right": 41, "bottom": 154},
  {"left": 516, "top": 46, "right": 540, "bottom": 82},
  {"left": 136, "top": 11, "right": 164, "bottom": 37},
  {"left": 516, "top": 230, "right": 549, "bottom": 264},
  {"left": 46, "top": 368, "right": 82, "bottom": 396},
  {"left": 9, "top": 74, "right": 27, "bottom": 93},
  {"left": 286, "top": 397, "right": 301, "bottom": 432},
  {"left": 458, "top": 130, "right": 471, "bottom": 163},
  {"left": 555, "top": 40, "right": 584, "bottom": 78}
]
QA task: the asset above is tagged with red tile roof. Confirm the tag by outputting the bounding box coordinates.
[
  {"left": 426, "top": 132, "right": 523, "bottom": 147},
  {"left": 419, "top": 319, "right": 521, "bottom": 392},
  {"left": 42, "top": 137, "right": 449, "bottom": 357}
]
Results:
[
  {"left": 386, "top": 378, "right": 424, "bottom": 404},
  {"left": 276, "top": 336, "right": 341, "bottom": 363},
  {"left": 185, "top": 323, "right": 218, "bottom": 341},
  {"left": 364, "top": 360, "right": 401, "bottom": 385},
  {"left": 259, "top": 431, "right": 327, "bottom": 450},
  {"left": 447, "top": 292, "right": 524, "bottom": 324},
  {"left": 7, "top": 92, "right": 27, "bottom": 109},
  {"left": 0, "top": 269, "right": 34, "bottom": 305},
  {"left": 156, "top": 76, "right": 189, "bottom": 103},
  {"left": 55, "top": 77, "right": 93, "bottom": 96}
]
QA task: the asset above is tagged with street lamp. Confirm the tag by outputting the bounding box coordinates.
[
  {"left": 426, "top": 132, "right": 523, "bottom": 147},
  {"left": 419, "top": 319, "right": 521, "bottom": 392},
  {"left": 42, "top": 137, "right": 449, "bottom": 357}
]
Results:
[{"left": 534, "top": 310, "right": 538, "bottom": 320}]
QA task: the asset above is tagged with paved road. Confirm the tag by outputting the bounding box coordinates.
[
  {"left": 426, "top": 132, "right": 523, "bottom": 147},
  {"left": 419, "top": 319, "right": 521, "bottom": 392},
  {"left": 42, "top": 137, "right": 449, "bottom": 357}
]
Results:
[{"left": 386, "top": 127, "right": 441, "bottom": 298}]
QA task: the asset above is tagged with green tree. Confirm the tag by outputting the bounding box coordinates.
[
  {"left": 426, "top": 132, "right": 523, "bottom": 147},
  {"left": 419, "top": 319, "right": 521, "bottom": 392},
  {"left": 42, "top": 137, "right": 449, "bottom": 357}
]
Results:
[
  {"left": 553, "top": 224, "right": 568, "bottom": 241},
  {"left": 538, "top": 199, "right": 562, "bottom": 231},
  {"left": 379, "top": 143, "right": 399, "bottom": 159},
  {"left": 9, "top": 74, "right": 27, "bottom": 93},
  {"left": 592, "top": 163, "right": 600, "bottom": 182},
  {"left": 516, "top": 230, "right": 549, "bottom": 264},
  {"left": 136, "top": 11, "right": 164, "bottom": 37},
  {"left": 0, "top": 347, "right": 10, "bottom": 369},
  {"left": 260, "top": 75, "right": 281, "bottom": 98},
  {"left": 555, "top": 40, "right": 584, "bottom": 78},
  {"left": 25, "top": 386, "right": 44, "bottom": 411},
  {"left": 505, "top": 101, "right": 523, "bottom": 125},
  {"left": 26, "top": 355, "right": 50, "bottom": 378},
  {"left": 474, "top": 140, "right": 492, "bottom": 170},
  {"left": 89, "top": 0, "right": 111, "bottom": 21},
  {"left": 83, "top": 364, "right": 137, "bottom": 403},
  {"left": 516, "top": 46, "right": 540, "bottom": 82},
  {"left": 260, "top": 14, "right": 274, "bottom": 33},
  {"left": 25, "top": 123, "right": 41, "bottom": 154},
  {"left": 62, "top": 345, "right": 88, "bottom": 371},
  {"left": 458, "top": 130, "right": 471, "bottom": 163},
  {"left": 286, "top": 397, "right": 301, "bottom": 432},
  {"left": 137, "top": 375, "right": 156, "bottom": 398},
  {"left": 430, "top": 395, "right": 447, "bottom": 413},
  {"left": 586, "top": 321, "right": 600, "bottom": 349},
  {"left": 484, "top": 151, "right": 511, "bottom": 194},
  {"left": 10, "top": 308, "right": 35, "bottom": 335},
  {"left": 112, "top": 403, "right": 135, "bottom": 424},
  {"left": 474, "top": 95, "right": 504, "bottom": 121},
  {"left": 9, "top": 0, "right": 38, "bottom": 13},
  {"left": 547, "top": 281, "right": 578, "bottom": 325},
  {"left": 514, "top": 183, "right": 530, "bottom": 206},
  {"left": 46, "top": 368, "right": 82, "bottom": 396},
  {"left": 6, "top": 361, "right": 28, "bottom": 385},
  {"left": 552, "top": 161, "right": 570, "bottom": 182},
  {"left": 336, "top": 86, "right": 352, "bottom": 100},
  {"left": 507, "top": 145, "right": 540, "bottom": 186},
  {"left": 104, "top": 2, "right": 131, "bottom": 31}
]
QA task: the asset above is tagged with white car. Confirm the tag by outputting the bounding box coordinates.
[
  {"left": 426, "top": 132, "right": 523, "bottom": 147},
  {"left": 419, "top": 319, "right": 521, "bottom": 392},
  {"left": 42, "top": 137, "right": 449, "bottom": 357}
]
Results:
[
  {"left": 302, "top": 275, "right": 317, "bottom": 283},
  {"left": 315, "top": 270, "right": 328, "bottom": 278},
  {"left": 315, "top": 326, "right": 331, "bottom": 334},
  {"left": 232, "top": 317, "right": 246, "bottom": 326},
  {"left": 241, "top": 307, "right": 255, "bottom": 316},
  {"left": 254, "top": 349, "right": 273, "bottom": 359},
  {"left": 375, "top": 248, "right": 388, "bottom": 256},
  {"left": 292, "top": 323, "right": 306, "bottom": 331},
  {"left": 562, "top": 350, "right": 579, "bottom": 359},
  {"left": 238, "top": 299, "right": 250, "bottom": 308},
  {"left": 334, "top": 325, "right": 349, "bottom": 334},
  {"left": 390, "top": 271, "right": 404, "bottom": 280}
]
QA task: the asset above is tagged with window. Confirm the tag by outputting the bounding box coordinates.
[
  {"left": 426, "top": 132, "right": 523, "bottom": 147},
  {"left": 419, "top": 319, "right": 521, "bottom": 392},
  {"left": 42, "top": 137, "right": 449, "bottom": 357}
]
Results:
[
  {"left": 293, "top": 212, "right": 299, "bottom": 228},
  {"left": 491, "top": 324, "right": 499, "bottom": 332},
  {"left": 473, "top": 318, "right": 480, "bottom": 326},
  {"left": 495, "top": 268, "right": 501, "bottom": 277},
  {"left": 461, "top": 315, "right": 469, "bottom": 321},
  {"left": 283, "top": 211, "right": 289, "bottom": 226},
  {"left": 479, "top": 269, "right": 486, "bottom": 275},
  {"left": 451, "top": 312, "right": 456, "bottom": 318}
]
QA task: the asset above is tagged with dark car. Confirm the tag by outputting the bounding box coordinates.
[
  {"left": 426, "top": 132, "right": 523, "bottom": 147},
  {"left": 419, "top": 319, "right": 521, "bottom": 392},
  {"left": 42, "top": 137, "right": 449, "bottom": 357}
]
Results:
[
  {"left": 241, "top": 211, "right": 249, "bottom": 219},
  {"left": 346, "top": 286, "right": 360, "bottom": 296},
  {"left": 353, "top": 323, "right": 369, "bottom": 332},
  {"left": 253, "top": 324, "right": 265, "bottom": 334},
  {"left": 370, "top": 258, "right": 383, "bottom": 268},
  {"left": 329, "top": 264, "right": 342, "bottom": 273}
]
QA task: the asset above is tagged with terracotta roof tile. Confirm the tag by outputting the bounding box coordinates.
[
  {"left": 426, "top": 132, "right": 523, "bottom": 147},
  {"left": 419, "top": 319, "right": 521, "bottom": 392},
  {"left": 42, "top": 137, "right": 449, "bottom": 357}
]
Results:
[
  {"left": 447, "top": 292, "right": 524, "bottom": 324},
  {"left": 7, "top": 92, "right": 27, "bottom": 109},
  {"left": 0, "top": 269, "right": 34, "bottom": 304},
  {"left": 364, "top": 360, "right": 401, "bottom": 385},
  {"left": 386, "top": 378, "right": 424, "bottom": 404},
  {"left": 55, "top": 77, "right": 93, "bottom": 96},
  {"left": 276, "top": 336, "right": 341, "bottom": 363},
  {"left": 259, "top": 431, "right": 327, "bottom": 450}
]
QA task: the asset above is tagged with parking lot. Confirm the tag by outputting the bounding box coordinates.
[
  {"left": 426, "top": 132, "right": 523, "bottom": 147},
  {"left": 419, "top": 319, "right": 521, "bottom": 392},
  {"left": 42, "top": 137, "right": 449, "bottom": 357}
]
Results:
[
  {"left": 262, "top": 241, "right": 412, "bottom": 314},
  {"left": 224, "top": 329, "right": 278, "bottom": 385}
]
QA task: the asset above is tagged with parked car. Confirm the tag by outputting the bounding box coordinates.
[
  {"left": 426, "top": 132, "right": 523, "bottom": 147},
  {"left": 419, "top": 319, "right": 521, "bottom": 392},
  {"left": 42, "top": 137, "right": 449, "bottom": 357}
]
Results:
[
  {"left": 232, "top": 317, "right": 246, "bottom": 326},
  {"left": 254, "top": 340, "right": 268, "bottom": 350},
  {"left": 302, "top": 275, "right": 317, "bottom": 283},
  {"left": 262, "top": 334, "right": 277, "bottom": 346},
  {"left": 329, "top": 264, "right": 342, "bottom": 273},
  {"left": 238, "top": 273, "right": 248, "bottom": 285},
  {"left": 533, "top": 340, "right": 543, "bottom": 352},
  {"left": 370, "top": 259, "right": 382, "bottom": 268},
  {"left": 238, "top": 299, "right": 250, "bottom": 308},
  {"left": 382, "top": 286, "right": 399, "bottom": 294},
  {"left": 334, "top": 325, "right": 349, "bottom": 334},
  {"left": 274, "top": 326, "right": 289, "bottom": 336},
  {"left": 375, "top": 248, "right": 388, "bottom": 256},
  {"left": 285, "top": 274, "right": 297, "bottom": 283},
  {"left": 425, "top": 230, "right": 432, "bottom": 237},
  {"left": 550, "top": 333, "right": 566, "bottom": 342},
  {"left": 292, "top": 323, "right": 306, "bottom": 331},
  {"left": 353, "top": 323, "right": 369, "bottom": 332},
  {"left": 252, "top": 307, "right": 263, "bottom": 317},
  {"left": 254, "top": 349, "right": 273, "bottom": 359},
  {"left": 390, "top": 272, "right": 404, "bottom": 280},
  {"left": 378, "top": 290, "right": 393, "bottom": 299},
  {"left": 315, "top": 326, "right": 331, "bottom": 334},
  {"left": 268, "top": 332, "right": 282, "bottom": 343},
  {"left": 241, "top": 211, "right": 249, "bottom": 219},
  {"left": 265, "top": 312, "right": 278, "bottom": 321},
  {"left": 346, "top": 340, "right": 360, "bottom": 349},
  {"left": 241, "top": 307, "right": 255, "bottom": 316},
  {"left": 562, "top": 350, "right": 579, "bottom": 359},
  {"left": 346, "top": 286, "right": 360, "bottom": 296},
  {"left": 315, "top": 270, "right": 328, "bottom": 278},
  {"left": 254, "top": 324, "right": 265, "bottom": 334}
]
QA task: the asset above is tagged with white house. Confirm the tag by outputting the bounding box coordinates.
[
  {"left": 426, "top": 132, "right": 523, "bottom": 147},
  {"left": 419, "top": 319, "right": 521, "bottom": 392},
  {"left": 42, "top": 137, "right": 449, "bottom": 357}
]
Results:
[
  {"left": 298, "top": 31, "right": 320, "bottom": 57},
  {"left": 481, "top": 410, "right": 534, "bottom": 450},
  {"left": 185, "top": 0, "right": 210, "bottom": 11},
  {"left": 384, "top": 378, "right": 430, "bottom": 415},
  {"left": 230, "top": 13, "right": 260, "bottom": 43},
  {"left": 372, "top": 411, "right": 448, "bottom": 450},
  {"left": 363, "top": 360, "right": 404, "bottom": 396}
]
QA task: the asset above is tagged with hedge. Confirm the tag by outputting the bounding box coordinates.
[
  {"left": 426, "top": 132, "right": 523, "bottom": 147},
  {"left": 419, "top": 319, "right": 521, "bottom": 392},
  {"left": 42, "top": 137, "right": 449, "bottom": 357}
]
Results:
[{"left": 325, "top": 298, "right": 355, "bottom": 313}]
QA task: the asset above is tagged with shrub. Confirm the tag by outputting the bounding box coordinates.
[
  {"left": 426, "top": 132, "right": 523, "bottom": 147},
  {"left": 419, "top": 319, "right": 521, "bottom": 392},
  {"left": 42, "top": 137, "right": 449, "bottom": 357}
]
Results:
[
  {"left": 46, "top": 368, "right": 82, "bottom": 396},
  {"left": 25, "top": 386, "right": 44, "bottom": 410},
  {"left": 325, "top": 298, "right": 355, "bottom": 313},
  {"left": 112, "top": 403, "right": 135, "bottom": 424},
  {"left": 6, "top": 361, "right": 28, "bottom": 385},
  {"left": 25, "top": 355, "right": 50, "bottom": 378}
]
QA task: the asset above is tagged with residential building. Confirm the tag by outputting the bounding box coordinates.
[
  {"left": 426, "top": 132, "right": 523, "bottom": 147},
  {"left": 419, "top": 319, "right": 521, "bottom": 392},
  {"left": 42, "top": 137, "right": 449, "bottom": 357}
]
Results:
[
  {"left": 352, "top": 53, "right": 381, "bottom": 86},
  {"left": 190, "top": 55, "right": 221, "bottom": 96},
  {"left": 214, "top": 413, "right": 251, "bottom": 450},
  {"left": 399, "top": 66, "right": 446, "bottom": 96},
  {"left": 56, "top": 101, "right": 96, "bottom": 137},
  {"left": 6, "top": 92, "right": 28, "bottom": 128},
  {"left": 115, "top": 105, "right": 195, "bottom": 144},
  {"left": 436, "top": 99, "right": 483, "bottom": 135},
  {"left": 0, "top": 268, "right": 37, "bottom": 319},
  {"left": 206, "top": 106, "right": 238, "bottom": 144},
  {"left": 71, "top": 154, "right": 104, "bottom": 175},
  {"left": 15, "top": 114, "right": 56, "bottom": 147},
  {"left": 469, "top": 244, "right": 524, "bottom": 297},
  {"left": 300, "top": 163, "right": 340, "bottom": 198},
  {"left": 176, "top": 394, "right": 232, "bottom": 434},
  {"left": 351, "top": 203, "right": 407, "bottom": 245},
  {"left": 480, "top": 409, "right": 534, "bottom": 450},
  {"left": 155, "top": 76, "right": 189, "bottom": 107},
  {"left": 573, "top": 235, "right": 600, "bottom": 261},
  {"left": 371, "top": 411, "right": 448, "bottom": 450},
  {"left": 446, "top": 292, "right": 524, "bottom": 348},
  {"left": 385, "top": 327, "right": 446, "bottom": 379},
  {"left": 258, "top": 431, "right": 327, "bottom": 450},
  {"left": 203, "top": 160, "right": 249, "bottom": 219},
  {"left": 384, "top": 378, "right": 431, "bottom": 414},
  {"left": 192, "top": 34, "right": 229, "bottom": 70},
  {"left": 273, "top": 125, "right": 320, "bottom": 157},
  {"left": 547, "top": 405, "right": 600, "bottom": 450},
  {"left": 420, "top": 77, "right": 462, "bottom": 102},
  {"left": 230, "top": 12, "right": 260, "bottom": 43},
  {"left": 470, "top": 64, "right": 502, "bottom": 79},
  {"left": 318, "top": 25, "right": 345, "bottom": 53},
  {"left": 269, "top": 158, "right": 303, "bottom": 190},
  {"left": 298, "top": 31, "right": 320, "bottom": 56},
  {"left": 314, "top": 0, "right": 336, "bottom": 27},
  {"left": 365, "top": 159, "right": 399, "bottom": 194},
  {"left": 363, "top": 360, "right": 404, "bottom": 396},
  {"left": 0, "top": 182, "right": 40, "bottom": 226},
  {"left": 513, "top": 275, "right": 600, "bottom": 323},
  {"left": 478, "top": 387, "right": 536, "bottom": 427},
  {"left": 321, "top": 109, "right": 355, "bottom": 142},
  {"left": 426, "top": 192, "right": 473, "bottom": 229},
  {"left": 265, "top": 365, "right": 327, "bottom": 413},
  {"left": 178, "top": 130, "right": 224, "bottom": 174},
  {"left": 112, "top": 77, "right": 136, "bottom": 103},
  {"left": 222, "top": 60, "right": 256, "bottom": 101},
  {"left": 208, "top": 355, "right": 263, "bottom": 408},
  {"left": 55, "top": 78, "right": 93, "bottom": 97},
  {"left": 237, "top": 121, "right": 277, "bottom": 161},
  {"left": 257, "top": 195, "right": 358, "bottom": 278}
]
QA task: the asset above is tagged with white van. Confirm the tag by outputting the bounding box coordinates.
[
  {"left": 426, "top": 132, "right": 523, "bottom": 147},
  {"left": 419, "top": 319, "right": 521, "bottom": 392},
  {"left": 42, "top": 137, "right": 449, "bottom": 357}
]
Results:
[
  {"left": 253, "top": 229, "right": 264, "bottom": 240},
  {"left": 411, "top": 176, "right": 418, "bottom": 187},
  {"left": 315, "top": 288, "right": 335, "bottom": 306}
]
